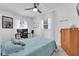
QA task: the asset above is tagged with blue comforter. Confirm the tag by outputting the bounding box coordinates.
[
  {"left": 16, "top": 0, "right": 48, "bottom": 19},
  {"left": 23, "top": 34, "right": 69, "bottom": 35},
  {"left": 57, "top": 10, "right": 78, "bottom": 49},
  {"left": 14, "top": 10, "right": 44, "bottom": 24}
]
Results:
[
  {"left": 1, "top": 37, "right": 57, "bottom": 56},
  {"left": 9, "top": 37, "right": 57, "bottom": 56}
]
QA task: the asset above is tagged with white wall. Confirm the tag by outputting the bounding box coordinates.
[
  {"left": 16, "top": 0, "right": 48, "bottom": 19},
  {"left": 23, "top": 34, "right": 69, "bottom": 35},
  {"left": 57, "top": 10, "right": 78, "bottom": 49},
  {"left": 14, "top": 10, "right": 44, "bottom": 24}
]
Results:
[
  {"left": 0, "top": 9, "right": 33, "bottom": 42},
  {"left": 0, "top": 10, "right": 19, "bottom": 42},
  {"left": 33, "top": 12, "right": 55, "bottom": 40},
  {"left": 54, "top": 3, "right": 79, "bottom": 46}
]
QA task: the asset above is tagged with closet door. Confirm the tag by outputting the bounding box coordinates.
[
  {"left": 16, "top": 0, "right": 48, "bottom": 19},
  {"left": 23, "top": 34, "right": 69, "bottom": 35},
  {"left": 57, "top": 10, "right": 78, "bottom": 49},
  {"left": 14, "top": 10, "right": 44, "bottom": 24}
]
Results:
[
  {"left": 61, "top": 29, "right": 67, "bottom": 50},
  {"left": 70, "top": 29, "right": 78, "bottom": 55},
  {"left": 61, "top": 29, "right": 70, "bottom": 55},
  {"left": 64, "top": 29, "right": 70, "bottom": 55},
  {"left": 77, "top": 30, "right": 79, "bottom": 55}
]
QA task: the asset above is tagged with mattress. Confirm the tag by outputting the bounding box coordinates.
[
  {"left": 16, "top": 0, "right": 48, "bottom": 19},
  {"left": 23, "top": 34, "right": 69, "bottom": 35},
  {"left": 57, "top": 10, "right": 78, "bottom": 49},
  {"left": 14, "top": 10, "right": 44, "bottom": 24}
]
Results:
[{"left": 8, "top": 37, "right": 57, "bottom": 56}]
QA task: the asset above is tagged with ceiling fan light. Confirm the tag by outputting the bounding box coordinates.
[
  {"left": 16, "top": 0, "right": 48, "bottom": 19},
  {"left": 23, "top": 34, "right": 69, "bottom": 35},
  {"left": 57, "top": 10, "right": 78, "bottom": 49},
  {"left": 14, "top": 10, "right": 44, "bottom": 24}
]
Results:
[{"left": 33, "top": 8, "right": 37, "bottom": 11}]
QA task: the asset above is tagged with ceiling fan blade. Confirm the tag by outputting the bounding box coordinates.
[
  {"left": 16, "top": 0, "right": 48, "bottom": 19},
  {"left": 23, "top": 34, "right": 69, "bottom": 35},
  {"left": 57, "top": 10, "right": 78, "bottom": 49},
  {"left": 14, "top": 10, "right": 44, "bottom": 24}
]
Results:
[
  {"left": 34, "top": 3, "right": 37, "bottom": 8},
  {"left": 36, "top": 3, "right": 40, "bottom": 6},
  {"left": 34, "top": 3, "right": 39, "bottom": 7},
  {"left": 76, "top": 6, "right": 79, "bottom": 16},
  {"left": 24, "top": 8, "right": 33, "bottom": 10},
  {"left": 37, "top": 9, "right": 42, "bottom": 13}
]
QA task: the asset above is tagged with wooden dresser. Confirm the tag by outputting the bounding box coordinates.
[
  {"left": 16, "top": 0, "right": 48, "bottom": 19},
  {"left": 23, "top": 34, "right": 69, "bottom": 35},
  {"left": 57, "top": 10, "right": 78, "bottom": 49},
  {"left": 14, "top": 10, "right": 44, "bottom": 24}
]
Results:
[{"left": 61, "top": 28, "right": 79, "bottom": 56}]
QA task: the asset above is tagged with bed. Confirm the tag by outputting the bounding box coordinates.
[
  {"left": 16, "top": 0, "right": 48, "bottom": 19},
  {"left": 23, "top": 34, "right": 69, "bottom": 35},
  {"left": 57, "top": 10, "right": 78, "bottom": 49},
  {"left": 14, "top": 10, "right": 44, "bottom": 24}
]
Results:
[{"left": 1, "top": 37, "right": 57, "bottom": 56}]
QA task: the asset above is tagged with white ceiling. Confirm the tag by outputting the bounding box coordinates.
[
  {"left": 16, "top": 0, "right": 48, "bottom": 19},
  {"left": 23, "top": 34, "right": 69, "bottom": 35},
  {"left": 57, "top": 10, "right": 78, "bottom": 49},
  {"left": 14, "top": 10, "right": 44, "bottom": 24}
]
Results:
[{"left": 0, "top": 3, "right": 63, "bottom": 18}]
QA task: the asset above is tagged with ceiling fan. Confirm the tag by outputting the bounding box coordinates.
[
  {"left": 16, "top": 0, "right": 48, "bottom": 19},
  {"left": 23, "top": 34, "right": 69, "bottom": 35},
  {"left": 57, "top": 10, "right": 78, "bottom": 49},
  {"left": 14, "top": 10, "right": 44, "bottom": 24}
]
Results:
[
  {"left": 76, "top": 4, "right": 79, "bottom": 16},
  {"left": 24, "top": 3, "right": 42, "bottom": 13}
]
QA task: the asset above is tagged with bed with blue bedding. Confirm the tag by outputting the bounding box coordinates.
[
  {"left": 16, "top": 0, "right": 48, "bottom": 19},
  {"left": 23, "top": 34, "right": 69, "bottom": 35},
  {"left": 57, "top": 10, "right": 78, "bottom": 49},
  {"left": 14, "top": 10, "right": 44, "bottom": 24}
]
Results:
[{"left": 0, "top": 37, "right": 57, "bottom": 56}]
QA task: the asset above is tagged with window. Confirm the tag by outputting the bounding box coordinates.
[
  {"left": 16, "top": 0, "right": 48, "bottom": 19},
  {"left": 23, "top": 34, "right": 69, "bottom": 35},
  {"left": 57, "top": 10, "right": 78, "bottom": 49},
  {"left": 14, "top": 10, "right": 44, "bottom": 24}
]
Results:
[
  {"left": 20, "top": 20, "right": 28, "bottom": 29},
  {"left": 42, "top": 18, "right": 51, "bottom": 29},
  {"left": 43, "top": 20, "right": 48, "bottom": 29}
]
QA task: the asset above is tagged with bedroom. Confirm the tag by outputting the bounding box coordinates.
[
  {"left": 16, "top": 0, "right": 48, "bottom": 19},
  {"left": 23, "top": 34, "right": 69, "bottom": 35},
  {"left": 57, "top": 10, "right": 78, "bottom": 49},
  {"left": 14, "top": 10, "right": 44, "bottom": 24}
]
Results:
[{"left": 0, "top": 3, "right": 79, "bottom": 56}]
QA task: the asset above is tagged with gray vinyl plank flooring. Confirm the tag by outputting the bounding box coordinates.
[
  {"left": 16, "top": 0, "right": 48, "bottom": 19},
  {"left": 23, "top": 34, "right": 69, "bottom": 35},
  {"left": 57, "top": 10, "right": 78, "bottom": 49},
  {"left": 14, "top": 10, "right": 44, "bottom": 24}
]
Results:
[{"left": 52, "top": 47, "right": 68, "bottom": 56}]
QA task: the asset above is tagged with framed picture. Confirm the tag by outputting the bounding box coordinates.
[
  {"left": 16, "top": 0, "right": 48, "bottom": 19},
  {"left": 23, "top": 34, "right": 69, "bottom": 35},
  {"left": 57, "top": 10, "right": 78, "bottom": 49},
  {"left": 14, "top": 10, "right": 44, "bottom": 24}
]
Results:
[{"left": 2, "top": 16, "right": 13, "bottom": 28}]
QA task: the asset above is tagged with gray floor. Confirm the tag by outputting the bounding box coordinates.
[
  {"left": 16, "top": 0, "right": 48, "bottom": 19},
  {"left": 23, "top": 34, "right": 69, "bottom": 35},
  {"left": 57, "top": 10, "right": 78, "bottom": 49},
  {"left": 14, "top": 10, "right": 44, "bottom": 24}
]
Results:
[{"left": 52, "top": 47, "right": 68, "bottom": 56}]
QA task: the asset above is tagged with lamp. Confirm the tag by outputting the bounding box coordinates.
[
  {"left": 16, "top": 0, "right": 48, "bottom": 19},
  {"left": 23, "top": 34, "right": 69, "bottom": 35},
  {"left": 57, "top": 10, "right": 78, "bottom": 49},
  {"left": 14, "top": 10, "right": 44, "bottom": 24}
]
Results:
[{"left": 33, "top": 8, "right": 37, "bottom": 12}]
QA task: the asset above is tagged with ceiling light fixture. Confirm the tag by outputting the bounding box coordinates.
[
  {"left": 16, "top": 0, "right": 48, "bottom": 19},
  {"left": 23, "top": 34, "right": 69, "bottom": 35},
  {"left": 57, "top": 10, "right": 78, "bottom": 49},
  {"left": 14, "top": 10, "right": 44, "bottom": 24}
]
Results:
[{"left": 33, "top": 8, "right": 37, "bottom": 11}]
